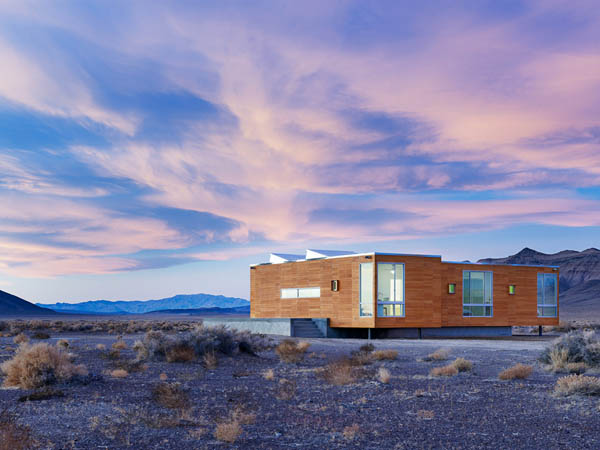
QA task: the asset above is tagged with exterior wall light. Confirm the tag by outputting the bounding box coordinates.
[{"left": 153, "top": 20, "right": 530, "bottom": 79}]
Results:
[{"left": 331, "top": 280, "right": 339, "bottom": 291}]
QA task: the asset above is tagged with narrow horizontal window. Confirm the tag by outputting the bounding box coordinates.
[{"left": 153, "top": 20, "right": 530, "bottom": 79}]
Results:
[{"left": 280, "top": 287, "right": 320, "bottom": 299}]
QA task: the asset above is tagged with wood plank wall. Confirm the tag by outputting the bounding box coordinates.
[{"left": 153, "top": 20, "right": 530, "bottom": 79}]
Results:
[{"left": 250, "top": 254, "right": 559, "bottom": 328}]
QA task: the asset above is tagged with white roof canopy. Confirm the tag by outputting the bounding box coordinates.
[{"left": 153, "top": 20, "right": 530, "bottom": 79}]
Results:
[{"left": 305, "top": 249, "right": 356, "bottom": 260}]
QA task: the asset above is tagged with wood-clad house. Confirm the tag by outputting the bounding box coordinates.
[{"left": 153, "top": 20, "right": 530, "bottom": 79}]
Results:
[{"left": 250, "top": 250, "right": 559, "bottom": 337}]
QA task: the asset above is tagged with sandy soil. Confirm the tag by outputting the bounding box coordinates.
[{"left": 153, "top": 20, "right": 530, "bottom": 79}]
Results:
[{"left": 1, "top": 332, "right": 599, "bottom": 449}]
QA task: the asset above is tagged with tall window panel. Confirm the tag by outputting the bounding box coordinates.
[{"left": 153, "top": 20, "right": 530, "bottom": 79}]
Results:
[
  {"left": 537, "top": 273, "right": 557, "bottom": 317},
  {"left": 359, "top": 263, "right": 374, "bottom": 317},
  {"left": 377, "top": 263, "right": 405, "bottom": 317},
  {"left": 463, "top": 271, "right": 493, "bottom": 317}
]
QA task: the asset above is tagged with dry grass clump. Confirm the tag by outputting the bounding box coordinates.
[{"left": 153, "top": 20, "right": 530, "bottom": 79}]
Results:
[
  {"left": 555, "top": 375, "right": 600, "bottom": 396},
  {"left": 452, "top": 357, "right": 473, "bottom": 372},
  {"left": 430, "top": 364, "right": 458, "bottom": 377},
  {"left": 0, "top": 409, "right": 36, "bottom": 450},
  {"left": 424, "top": 348, "right": 449, "bottom": 361},
  {"left": 111, "top": 340, "right": 127, "bottom": 350},
  {"left": 275, "top": 378, "right": 297, "bottom": 400},
  {"left": 540, "top": 330, "right": 600, "bottom": 371},
  {"left": 377, "top": 367, "right": 391, "bottom": 383},
  {"left": 0, "top": 343, "right": 87, "bottom": 389},
  {"left": 342, "top": 424, "right": 360, "bottom": 441},
  {"left": 214, "top": 420, "right": 242, "bottom": 443},
  {"left": 372, "top": 349, "right": 398, "bottom": 361},
  {"left": 96, "top": 343, "right": 106, "bottom": 351},
  {"left": 417, "top": 409, "right": 435, "bottom": 420},
  {"left": 152, "top": 382, "right": 190, "bottom": 410},
  {"left": 57, "top": 339, "right": 69, "bottom": 349},
  {"left": 203, "top": 351, "right": 218, "bottom": 369},
  {"left": 110, "top": 369, "right": 129, "bottom": 378},
  {"left": 275, "top": 339, "right": 310, "bottom": 363},
  {"left": 32, "top": 332, "right": 50, "bottom": 340},
  {"left": 134, "top": 326, "right": 269, "bottom": 363},
  {"left": 262, "top": 368, "right": 275, "bottom": 381},
  {"left": 13, "top": 333, "right": 29, "bottom": 345},
  {"left": 319, "top": 358, "right": 371, "bottom": 385},
  {"left": 165, "top": 344, "right": 196, "bottom": 363},
  {"left": 566, "top": 362, "right": 588, "bottom": 374},
  {"left": 159, "top": 373, "right": 168, "bottom": 381},
  {"left": 499, "top": 363, "right": 533, "bottom": 380}
]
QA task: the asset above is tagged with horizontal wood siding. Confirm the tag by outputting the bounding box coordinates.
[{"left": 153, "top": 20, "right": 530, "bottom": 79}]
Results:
[
  {"left": 441, "top": 263, "right": 559, "bottom": 327},
  {"left": 250, "top": 255, "right": 375, "bottom": 328},
  {"left": 250, "top": 255, "right": 559, "bottom": 328}
]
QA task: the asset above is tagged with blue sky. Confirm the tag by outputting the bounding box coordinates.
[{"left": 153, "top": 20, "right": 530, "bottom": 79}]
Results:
[{"left": 1, "top": 1, "right": 599, "bottom": 303}]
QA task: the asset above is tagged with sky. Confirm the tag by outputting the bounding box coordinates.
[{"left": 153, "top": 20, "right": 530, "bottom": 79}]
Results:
[{"left": 1, "top": 1, "right": 600, "bottom": 304}]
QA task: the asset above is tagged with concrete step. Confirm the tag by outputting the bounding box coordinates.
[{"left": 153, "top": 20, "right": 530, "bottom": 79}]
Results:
[{"left": 291, "top": 318, "right": 324, "bottom": 338}]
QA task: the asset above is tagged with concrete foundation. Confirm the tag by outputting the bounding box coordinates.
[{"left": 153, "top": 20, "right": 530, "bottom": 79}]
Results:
[{"left": 202, "top": 318, "right": 292, "bottom": 336}]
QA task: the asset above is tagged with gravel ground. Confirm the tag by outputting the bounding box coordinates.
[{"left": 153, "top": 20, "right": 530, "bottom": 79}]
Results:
[{"left": 1, "top": 332, "right": 599, "bottom": 449}]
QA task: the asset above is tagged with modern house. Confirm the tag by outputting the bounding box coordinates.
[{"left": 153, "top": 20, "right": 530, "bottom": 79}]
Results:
[{"left": 250, "top": 250, "right": 559, "bottom": 338}]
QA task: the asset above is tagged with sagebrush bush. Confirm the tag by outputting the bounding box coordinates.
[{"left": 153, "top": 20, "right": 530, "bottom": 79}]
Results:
[
  {"left": 13, "top": 333, "right": 29, "bottom": 345},
  {"left": 430, "top": 364, "right": 458, "bottom": 377},
  {"left": 165, "top": 343, "right": 196, "bottom": 363},
  {"left": 555, "top": 375, "right": 600, "bottom": 396},
  {"left": 540, "top": 331, "right": 600, "bottom": 369},
  {"left": 452, "top": 358, "right": 473, "bottom": 372},
  {"left": 275, "top": 339, "right": 310, "bottom": 363},
  {"left": 377, "top": 367, "right": 391, "bottom": 383},
  {"left": 372, "top": 350, "right": 398, "bottom": 361},
  {"left": 319, "top": 358, "right": 371, "bottom": 385},
  {"left": 152, "top": 382, "right": 190, "bottom": 410},
  {"left": 0, "top": 409, "right": 36, "bottom": 450},
  {"left": 214, "top": 420, "right": 242, "bottom": 443},
  {"left": 110, "top": 369, "right": 129, "bottom": 378},
  {"left": 499, "top": 364, "right": 533, "bottom": 380},
  {"left": 0, "top": 343, "right": 87, "bottom": 389},
  {"left": 134, "top": 325, "right": 268, "bottom": 362},
  {"left": 112, "top": 340, "right": 127, "bottom": 350},
  {"left": 424, "top": 348, "right": 449, "bottom": 361},
  {"left": 32, "top": 332, "right": 50, "bottom": 340}
]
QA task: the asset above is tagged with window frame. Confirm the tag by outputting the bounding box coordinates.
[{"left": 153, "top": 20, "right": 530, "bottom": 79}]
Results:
[
  {"left": 462, "top": 270, "right": 493, "bottom": 317},
  {"left": 537, "top": 273, "right": 557, "bottom": 317},
  {"left": 280, "top": 287, "right": 321, "bottom": 299},
  {"left": 359, "top": 262, "right": 374, "bottom": 317},
  {"left": 376, "top": 262, "right": 405, "bottom": 318}
]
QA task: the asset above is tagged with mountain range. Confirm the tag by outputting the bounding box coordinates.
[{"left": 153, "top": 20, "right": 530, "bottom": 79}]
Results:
[
  {"left": 0, "top": 290, "right": 58, "bottom": 315},
  {"left": 478, "top": 247, "right": 600, "bottom": 318},
  {"left": 36, "top": 293, "right": 249, "bottom": 314}
]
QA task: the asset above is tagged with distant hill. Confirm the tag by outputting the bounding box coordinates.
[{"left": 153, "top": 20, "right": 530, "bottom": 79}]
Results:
[
  {"left": 0, "top": 290, "right": 58, "bottom": 315},
  {"left": 38, "top": 293, "right": 249, "bottom": 315},
  {"left": 144, "top": 305, "right": 250, "bottom": 315},
  {"left": 478, "top": 247, "right": 600, "bottom": 319}
]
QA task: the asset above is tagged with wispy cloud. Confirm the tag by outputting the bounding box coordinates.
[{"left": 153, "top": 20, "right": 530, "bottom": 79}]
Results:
[{"left": 0, "top": 1, "right": 599, "bottom": 281}]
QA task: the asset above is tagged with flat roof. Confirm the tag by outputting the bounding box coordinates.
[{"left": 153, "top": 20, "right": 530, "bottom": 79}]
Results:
[{"left": 251, "top": 251, "right": 559, "bottom": 269}]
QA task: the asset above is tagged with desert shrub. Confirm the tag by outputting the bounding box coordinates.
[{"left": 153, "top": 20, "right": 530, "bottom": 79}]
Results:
[
  {"left": 275, "top": 339, "right": 310, "bottom": 363},
  {"left": 152, "top": 382, "right": 190, "bottom": 410},
  {"left": 0, "top": 343, "right": 87, "bottom": 389},
  {"left": 263, "top": 368, "right": 275, "bottom": 380},
  {"left": 430, "top": 364, "right": 458, "bottom": 377},
  {"left": 96, "top": 344, "right": 106, "bottom": 351},
  {"left": 566, "top": 362, "right": 587, "bottom": 374},
  {"left": 417, "top": 409, "right": 435, "bottom": 420},
  {"left": 214, "top": 420, "right": 242, "bottom": 443},
  {"left": 0, "top": 409, "right": 36, "bottom": 450},
  {"left": 110, "top": 369, "right": 129, "bottom": 378},
  {"left": 165, "top": 343, "right": 196, "bottom": 363},
  {"left": 452, "top": 358, "right": 473, "bottom": 372},
  {"left": 203, "top": 351, "right": 218, "bottom": 369},
  {"left": 424, "top": 348, "right": 449, "bottom": 361},
  {"left": 540, "top": 331, "right": 600, "bottom": 369},
  {"left": 231, "top": 405, "right": 256, "bottom": 425},
  {"left": 111, "top": 340, "right": 127, "bottom": 350},
  {"left": 18, "top": 387, "right": 64, "bottom": 402},
  {"left": 359, "top": 343, "right": 375, "bottom": 353},
  {"left": 499, "top": 364, "right": 533, "bottom": 380},
  {"left": 343, "top": 424, "right": 360, "bottom": 441},
  {"left": 32, "top": 332, "right": 50, "bottom": 340},
  {"left": 319, "top": 358, "right": 371, "bottom": 385},
  {"left": 377, "top": 367, "right": 391, "bottom": 383},
  {"left": 13, "top": 333, "right": 29, "bottom": 345},
  {"left": 372, "top": 349, "right": 398, "bottom": 361},
  {"left": 135, "top": 326, "right": 268, "bottom": 362},
  {"left": 276, "top": 378, "right": 297, "bottom": 400},
  {"left": 57, "top": 339, "right": 69, "bottom": 349},
  {"left": 555, "top": 375, "right": 600, "bottom": 396}
]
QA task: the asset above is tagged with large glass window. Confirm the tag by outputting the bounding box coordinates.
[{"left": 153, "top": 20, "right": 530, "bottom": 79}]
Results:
[
  {"left": 280, "top": 287, "right": 320, "bottom": 299},
  {"left": 359, "top": 263, "right": 374, "bottom": 317},
  {"left": 377, "top": 263, "right": 405, "bottom": 317},
  {"left": 537, "top": 273, "right": 557, "bottom": 317},
  {"left": 463, "top": 271, "right": 493, "bottom": 317}
]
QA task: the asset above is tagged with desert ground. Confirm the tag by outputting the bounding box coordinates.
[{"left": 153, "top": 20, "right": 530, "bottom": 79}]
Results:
[{"left": 0, "top": 319, "right": 599, "bottom": 449}]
